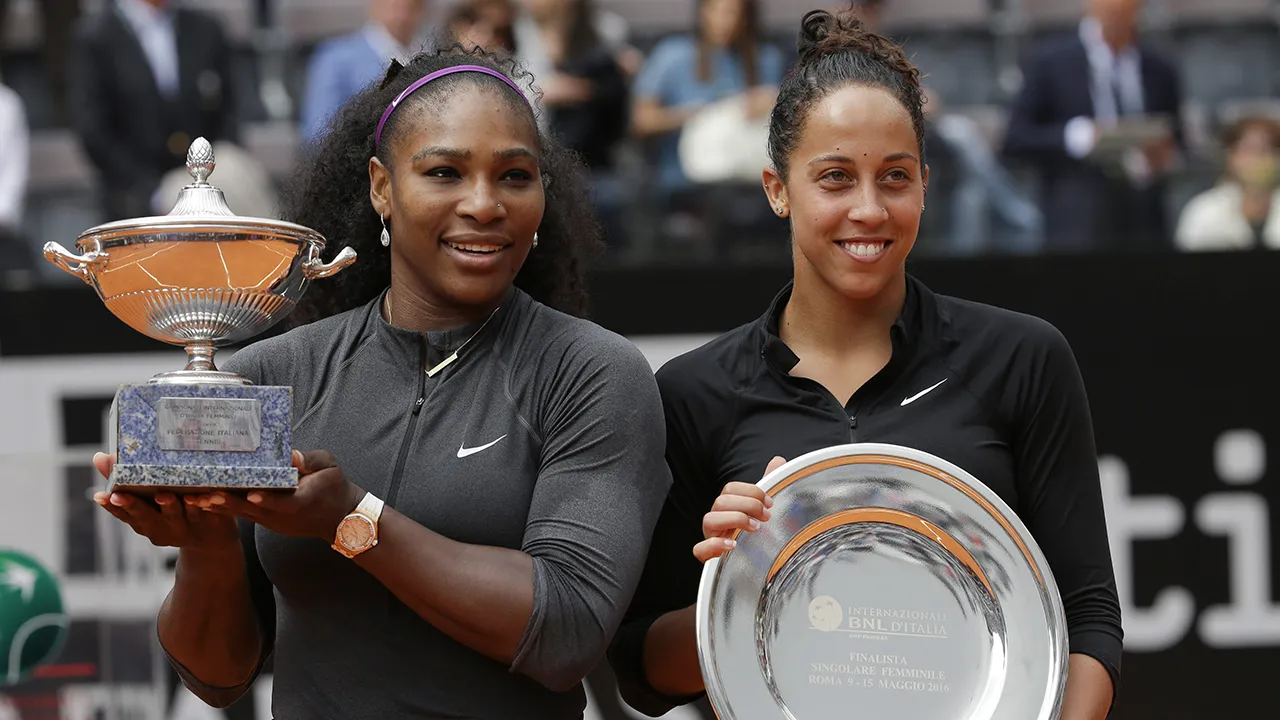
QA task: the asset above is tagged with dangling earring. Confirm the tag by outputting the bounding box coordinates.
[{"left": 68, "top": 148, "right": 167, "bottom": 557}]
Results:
[
  {"left": 380, "top": 215, "right": 391, "bottom": 247},
  {"left": 532, "top": 232, "right": 539, "bottom": 249}
]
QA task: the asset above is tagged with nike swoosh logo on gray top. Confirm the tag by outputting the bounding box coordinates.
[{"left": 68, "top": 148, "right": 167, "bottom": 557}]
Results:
[
  {"left": 457, "top": 435, "right": 507, "bottom": 458},
  {"left": 901, "top": 379, "right": 946, "bottom": 406}
]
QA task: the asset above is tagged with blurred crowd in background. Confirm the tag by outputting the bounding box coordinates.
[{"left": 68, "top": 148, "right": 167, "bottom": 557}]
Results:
[{"left": 1, "top": 0, "right": 1279, "bottom": 290}]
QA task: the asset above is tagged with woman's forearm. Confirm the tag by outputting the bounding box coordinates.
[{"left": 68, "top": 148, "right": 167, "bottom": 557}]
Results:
[
  {"left": 1060, "top": 653, "right": 1114, "bottom": 720},
  {"left": 642, "top": 605, "right": 705, "bottom": 697},
  {"left": 158, "top": 546, "right": 263, "bottom": 693},
  {"left": 353, "top": 506, "right": 535, "bottom": 666},
  {"left": 633, "top": 100, "right": 700, "bottom": 137}
]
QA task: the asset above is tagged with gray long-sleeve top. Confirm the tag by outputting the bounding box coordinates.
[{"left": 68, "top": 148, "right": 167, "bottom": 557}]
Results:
[{"left": 164, "top": 288, "right": 672, "bottom": 718}]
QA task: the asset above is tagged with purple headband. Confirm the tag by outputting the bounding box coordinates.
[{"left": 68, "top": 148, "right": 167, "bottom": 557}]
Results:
[{"left": 374, "top": 65, "right": 529, "bottom": 149}]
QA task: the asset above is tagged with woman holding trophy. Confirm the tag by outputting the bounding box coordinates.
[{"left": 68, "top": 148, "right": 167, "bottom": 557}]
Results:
[
  {"left": 90, "top": 46, "right": 672, "bottom": 717},
  {"left": 608, "top": 7, "right": 1121, "bottom": 720}
]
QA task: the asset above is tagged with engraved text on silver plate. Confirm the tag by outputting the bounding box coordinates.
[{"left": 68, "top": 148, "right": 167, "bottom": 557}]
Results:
[{"left": 156, "top": 397, "right": 262, "bottom": 452}]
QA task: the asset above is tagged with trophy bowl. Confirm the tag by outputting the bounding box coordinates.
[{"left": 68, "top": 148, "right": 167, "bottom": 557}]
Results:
[
  {"left": 696, "top": 443, "right": 1068, "bottom": 720},
  {"left": 42, "top": 138, "right": 356, "bottom": 493},
  {"left": 43, "top": 137, "right": 355, "bottom": 385}
]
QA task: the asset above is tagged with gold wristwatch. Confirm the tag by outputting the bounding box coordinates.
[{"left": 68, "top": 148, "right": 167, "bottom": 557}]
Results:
[{"left": 332, "top": 491, "right": 385, "bottom": 558}]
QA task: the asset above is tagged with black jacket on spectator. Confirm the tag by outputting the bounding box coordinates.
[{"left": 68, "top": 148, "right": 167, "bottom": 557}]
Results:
[
  {"left": 1002, "top": 33, "right": 1181, "bottom": 253},
  {"left": 69, "top": 5, "right": 237, "bottom": 221},
  {"left": 547, "top": 49, "right": 628, "bottom": 172}
]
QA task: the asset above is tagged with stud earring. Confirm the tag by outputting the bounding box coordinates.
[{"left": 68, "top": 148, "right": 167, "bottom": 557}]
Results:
[
  {"left": 532, "top": 232, "right": 539, "bottom": 249},
  {"left": 380, "top": 215, "right": 390, "bottom": 247},
  {"left": 921, "top": 205, "right": 926, "bottom": 212},
  {"left": 776, "top": 206, "right": 785, "bottom": 216}
]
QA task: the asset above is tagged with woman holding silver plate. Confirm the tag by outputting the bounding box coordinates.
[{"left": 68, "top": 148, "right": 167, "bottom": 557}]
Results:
[
  {"left": 608, "top": 8, "right": 1121, "bottom": 720},
  {"left": 90, "top": 46, "right": 672, "bottom": 718}
]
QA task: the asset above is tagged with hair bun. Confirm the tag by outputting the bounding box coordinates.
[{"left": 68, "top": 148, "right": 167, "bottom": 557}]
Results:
[{"left": 798, "top": 10, "right": 833, "bottom": 56}]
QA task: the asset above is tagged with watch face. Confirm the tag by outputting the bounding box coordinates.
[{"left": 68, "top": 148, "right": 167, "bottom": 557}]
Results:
[{"left": 337, "top": 515, "right": 375, "bottom": 552}]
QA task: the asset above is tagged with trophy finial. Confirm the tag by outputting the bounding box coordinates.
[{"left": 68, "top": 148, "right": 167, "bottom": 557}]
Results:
[
  {"left": 186, "top": 137, "right": 215, "bottom": 185},
  {"left": 169, "top": 137, "right": 234, "bottom": 217}
]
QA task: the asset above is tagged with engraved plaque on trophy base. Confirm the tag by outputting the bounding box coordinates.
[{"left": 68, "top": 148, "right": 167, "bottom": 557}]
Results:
[
  {"left": 108, "top": 383, "right": 298, "bottom": 494},
  {"left": 697, "top": 443, "right": 1068, "bottom": 720}
]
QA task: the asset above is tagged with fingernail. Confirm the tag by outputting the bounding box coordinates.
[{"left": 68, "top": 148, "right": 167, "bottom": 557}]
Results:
[
  {"left": 109, "top": 494, "right": 125, "bottom": 507},
  {"left": 765, "top": 495, "right": 774, "bottom": 508},
  {"left": 762, "top": 507, "right": 772, "bottom": 520},
  {"left": 247, "top": 493, "right": 262, "bottom": 504},
  {"left": 292, "top": 450, "right": 303, "bottom": 466},
  {"left": 210, "top": 494, "right": 225, "bottom": 505},
  {"left": 748, "top": 519, "right": 760, "bottom": 531},
  {"left": 724, "top": 539, "right": 737, "bottom": 548}
]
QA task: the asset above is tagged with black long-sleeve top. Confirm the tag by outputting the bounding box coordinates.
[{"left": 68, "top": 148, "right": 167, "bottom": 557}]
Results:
[
  {"left": 163, "top": 289, "right": 672, "bottom": 718},
  {"left": 606, "top": 275, "right": 1123, "bottom": 716}
]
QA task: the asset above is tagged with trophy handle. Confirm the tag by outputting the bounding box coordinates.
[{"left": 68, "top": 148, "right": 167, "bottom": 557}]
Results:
[
  {"left": 43, "top": 241, "right": 107, "bottom": 283},
  {"left": 302, "top": 246, "right": 357, "bottom": 279}
]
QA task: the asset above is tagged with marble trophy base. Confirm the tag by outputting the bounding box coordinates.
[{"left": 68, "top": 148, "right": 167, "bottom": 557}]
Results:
[{"left": 108, "top": 382, "right": 298, "bottom": 494}]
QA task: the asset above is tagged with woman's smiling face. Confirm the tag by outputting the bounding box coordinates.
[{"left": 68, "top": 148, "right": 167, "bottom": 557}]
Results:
[
  {"left": 371, "top": 85, "right": 546, "bottom": 311},
  {"left": 768, "top": 83, "right": 927, "bottom": 301}
]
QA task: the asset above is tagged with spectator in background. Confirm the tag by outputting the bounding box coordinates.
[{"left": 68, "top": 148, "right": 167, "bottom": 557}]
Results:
[
  {"left": 521, "top": 0, "right": 626, "bottom": 172},
  {"left": 1175, "top": 116, "right": 1280, "bottom": 251},
  {"left": 518, "top": 0, "right": 629, "bottom": 251},
  {"left": 1002, "top": 0, "right": 1182, "bottom": 253},
  {"left": 513, "top": 0, "right": 639, "bottom": 80},
  {"left": 444, "top": 0, "right": 516, "bottom": 54},
  {"left": 69, "top": 0, "right": 238, "bottom": 222},
  {"left": 300, "top": 0, "right": 432, "bottom": 144},
  {"left": 843, "top": 0, "right": 885, "bottom": 28},
  {"left": 631, "top": 0, "right": 784, "bottom": 197},
  {"left": 0, "top": 75, "right": 31, "bottom": 285}
]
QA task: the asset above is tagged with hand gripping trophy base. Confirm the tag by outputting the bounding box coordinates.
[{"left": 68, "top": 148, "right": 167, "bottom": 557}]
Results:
[{"left": 43, "top": 137, "right": 357, "bottom": 495}]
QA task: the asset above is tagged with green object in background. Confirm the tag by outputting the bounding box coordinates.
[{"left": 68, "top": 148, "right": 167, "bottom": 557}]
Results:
[{"left": 0, "top": 550, "right": 68, "bottom": 686}]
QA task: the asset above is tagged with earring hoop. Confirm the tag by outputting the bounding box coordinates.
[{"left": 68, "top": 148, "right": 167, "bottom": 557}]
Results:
[{"left": 380, "top": 215, "right": 390, "bottom": 247}]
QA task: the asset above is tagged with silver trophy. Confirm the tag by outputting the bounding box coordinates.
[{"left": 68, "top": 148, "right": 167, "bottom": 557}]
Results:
[
  {"left": 43, "top": 137, "right": 356, "bottom": 492},
  {"left": 696, "top": 443, "right": 1068, "bottom": 720}
]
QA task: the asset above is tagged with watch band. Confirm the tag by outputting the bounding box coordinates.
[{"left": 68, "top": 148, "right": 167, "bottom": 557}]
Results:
[{"left": 355, "top": 491, "right": 385, "bottom": 523}]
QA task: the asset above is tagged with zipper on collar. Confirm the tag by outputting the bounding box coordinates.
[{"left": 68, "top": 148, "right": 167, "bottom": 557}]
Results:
[{"left": 386, "top": 338, "right": 428, "bottom": 507}]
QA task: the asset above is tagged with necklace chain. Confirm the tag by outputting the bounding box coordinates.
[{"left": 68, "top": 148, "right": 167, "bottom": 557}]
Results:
[{"left": 384, "top": 290, "right": 501, "bottom": 376}]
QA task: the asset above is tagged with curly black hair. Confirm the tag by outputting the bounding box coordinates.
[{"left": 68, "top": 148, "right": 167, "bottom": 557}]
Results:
[
  {"left": 767, "top": 6, "right": 927, "bottom": 181},
  {"left": 284, "top": 45, "right": 604, "bottom": 327}
]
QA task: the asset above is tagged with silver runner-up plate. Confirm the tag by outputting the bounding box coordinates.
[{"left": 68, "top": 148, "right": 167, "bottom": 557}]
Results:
[{"left": 696, "top": 443, "right": 1068, "bottom": 720}]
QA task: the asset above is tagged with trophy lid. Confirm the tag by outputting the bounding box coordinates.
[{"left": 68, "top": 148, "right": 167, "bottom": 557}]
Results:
[{"left": 75, "top": 137, "right": 326, "bottom": 250}]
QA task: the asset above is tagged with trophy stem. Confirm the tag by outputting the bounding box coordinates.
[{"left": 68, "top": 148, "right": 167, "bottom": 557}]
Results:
[
  {"left": 185, "top": 343, "right": 218, "bottom": 372},
  {"left": 147, "top": 343, "right": 250, "bottom": 386}
]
